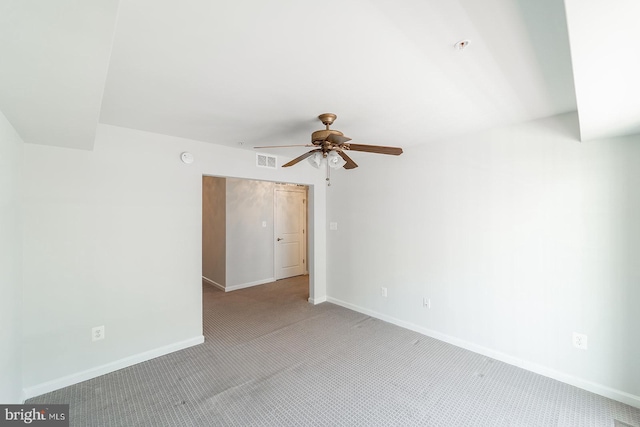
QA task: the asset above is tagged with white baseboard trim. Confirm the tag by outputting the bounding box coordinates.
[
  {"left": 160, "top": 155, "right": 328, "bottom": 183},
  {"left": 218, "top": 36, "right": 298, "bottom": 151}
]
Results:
[
  {"left": 326, "top": 296, "right": 640, "bottom": 409},
  {"left": 22, "top": 335, "right": 204, "bottom": 400},
  {"left": 225, "top": 278, "right": 275, "bottom": 292},
  {"left": 202, "top": 276, "right": 224, "bottom": 291},
  {"left": 308, "top": 296, "right": 327, "bottom": 305}
]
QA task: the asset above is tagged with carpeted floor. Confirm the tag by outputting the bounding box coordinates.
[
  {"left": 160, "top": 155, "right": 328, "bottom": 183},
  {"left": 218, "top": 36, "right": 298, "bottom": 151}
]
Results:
[{"left": 28, "top": 276, "right": 640, "bottom": 426}]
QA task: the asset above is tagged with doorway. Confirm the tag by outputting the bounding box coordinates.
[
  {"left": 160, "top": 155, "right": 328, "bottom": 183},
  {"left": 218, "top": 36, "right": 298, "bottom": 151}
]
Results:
[{"left": 202, "top": 176, "right": 310, "bottom": 293}]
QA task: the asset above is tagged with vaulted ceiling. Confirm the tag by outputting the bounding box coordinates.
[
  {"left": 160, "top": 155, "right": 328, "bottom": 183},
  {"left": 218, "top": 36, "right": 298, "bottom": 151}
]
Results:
[{"left": 1, "top": 0, "right": 638, "bottom": 153}]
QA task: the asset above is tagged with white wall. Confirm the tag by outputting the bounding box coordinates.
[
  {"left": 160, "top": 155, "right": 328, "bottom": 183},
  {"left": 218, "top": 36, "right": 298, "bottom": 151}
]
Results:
[
  {"left": 21, "top": 124, "right": 327, "bottom": 397},
  {"left": 225, "top": 178, "right": 277, "bottom": 289},
  {"left": 0, "top": 110, "right": 23, "bottom": 403},
  {"left": 326, "top": 112, "right": 640, "bottom": 407}
]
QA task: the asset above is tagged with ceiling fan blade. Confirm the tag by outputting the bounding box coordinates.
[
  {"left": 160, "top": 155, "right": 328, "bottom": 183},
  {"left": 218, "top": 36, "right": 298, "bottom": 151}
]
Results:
[
  {"left": 347, "top": 143, "right": 403, "bottom": 155},
  {"left": 282, "top": 149, "right": 321, "bottom": 167},
  {"left": 254, "top": 144, "right": 313, "bottom": 149},
  {"left": 338, "top": 151, "right": 358, "bottom": 169},
  {"left": 326, "top": 134, "right": 352, "bottom": 144}
]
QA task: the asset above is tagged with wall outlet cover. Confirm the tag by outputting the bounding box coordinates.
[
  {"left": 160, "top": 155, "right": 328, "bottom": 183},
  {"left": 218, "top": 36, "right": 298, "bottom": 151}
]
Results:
[
  {"left": 573, "top": 332, "right": 587, "bottom": 350},
  {"left": 92, "top": 325, "right": 105, "bottom": 342}
]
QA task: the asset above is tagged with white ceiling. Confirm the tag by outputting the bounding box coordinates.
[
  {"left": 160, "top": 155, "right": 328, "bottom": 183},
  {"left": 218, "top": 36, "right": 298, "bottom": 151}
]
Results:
[
  {"left": 1, "top": 0, "right": 638, "bottom": 153},
  {"left": 0, "top": 0, "right": 119, "bottom": 150}
]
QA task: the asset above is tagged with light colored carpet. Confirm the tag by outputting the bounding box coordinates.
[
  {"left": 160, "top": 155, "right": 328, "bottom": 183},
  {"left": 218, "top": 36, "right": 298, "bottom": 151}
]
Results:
[{"left": 28, "top": 276, "right": 640, "bottom": 426}]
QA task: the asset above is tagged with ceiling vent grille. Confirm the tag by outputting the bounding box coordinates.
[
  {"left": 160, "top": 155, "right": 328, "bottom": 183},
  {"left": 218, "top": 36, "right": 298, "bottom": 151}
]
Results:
[{"left": 256, "top": 153, "right": 277, "bottom": 169}]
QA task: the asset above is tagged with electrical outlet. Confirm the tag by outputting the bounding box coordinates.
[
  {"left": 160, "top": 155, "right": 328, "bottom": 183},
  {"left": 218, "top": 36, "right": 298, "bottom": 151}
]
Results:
[
  {"left": 381, "top": 287, "right": 387, "bottom": 297},
  {"left": 92, "top": 325, "right": 105, "bottom": 342},
  {"left": 423, "top": 297, "right": 431, "bottom": 309},
  {"left": 573, "top": 332, "right": 587, "bottom": 350}
]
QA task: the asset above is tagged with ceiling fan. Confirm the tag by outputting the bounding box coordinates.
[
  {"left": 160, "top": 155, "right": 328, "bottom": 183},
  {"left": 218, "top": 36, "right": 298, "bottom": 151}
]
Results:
[{"left": 255, "top": 113, "right": 403, "bottom": 185}]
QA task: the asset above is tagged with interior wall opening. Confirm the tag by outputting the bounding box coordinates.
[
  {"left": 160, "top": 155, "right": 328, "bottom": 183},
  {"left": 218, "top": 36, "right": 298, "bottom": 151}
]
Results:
[{"left": 201, "top": 174, "right": 311, "bottom": 300}]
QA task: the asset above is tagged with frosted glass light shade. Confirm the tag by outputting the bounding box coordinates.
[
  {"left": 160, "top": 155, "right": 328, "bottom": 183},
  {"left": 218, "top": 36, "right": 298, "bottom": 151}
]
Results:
[
  {"left": 327, "top": 151, "right": 346, "bottom": 169},
  {"left": 307, "top": 152, "right": 324, "bottom": 168}
]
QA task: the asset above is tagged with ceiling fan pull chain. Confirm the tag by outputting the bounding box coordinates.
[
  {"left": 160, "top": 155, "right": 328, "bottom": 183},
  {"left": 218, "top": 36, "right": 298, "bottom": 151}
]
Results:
[{"left": 326, "top": 162, "right": 331, "bottom": 186}]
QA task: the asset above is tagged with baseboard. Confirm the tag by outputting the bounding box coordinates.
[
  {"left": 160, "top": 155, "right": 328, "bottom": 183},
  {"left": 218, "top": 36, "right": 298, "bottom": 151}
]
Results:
[
  {"left": 202, "top": 276, "right": 224, "bottom": 291},
  {"left": 308, "top": 296, "right": 327, "bottom": 305},
  {"left": 22, "top": 335, "right": 204, "bottom": 400},
  {"left": 326, "top": 296, "right": 640, "bottom": 409},
  {"left": 225, "top": 278, "right": 275, "bottom": 292}
]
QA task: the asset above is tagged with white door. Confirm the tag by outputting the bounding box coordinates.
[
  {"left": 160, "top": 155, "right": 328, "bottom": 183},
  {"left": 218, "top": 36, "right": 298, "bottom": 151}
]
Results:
[{"left": 275, "top": 188, "right": 306, "bottom": 280}]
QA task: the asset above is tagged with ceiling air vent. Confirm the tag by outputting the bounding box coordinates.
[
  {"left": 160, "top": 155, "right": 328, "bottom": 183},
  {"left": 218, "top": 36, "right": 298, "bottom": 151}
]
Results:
[{"left": 256, "top": 153, "right": 277, "bottom": 169}]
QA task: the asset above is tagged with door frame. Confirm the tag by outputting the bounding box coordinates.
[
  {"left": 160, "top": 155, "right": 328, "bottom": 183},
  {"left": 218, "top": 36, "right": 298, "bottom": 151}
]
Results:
[
  {"left": 274, "top": 184, "right": 308, "bottom": 280},
  {"left": 201, "top": 175, "right": 322, "bottom": 303}
]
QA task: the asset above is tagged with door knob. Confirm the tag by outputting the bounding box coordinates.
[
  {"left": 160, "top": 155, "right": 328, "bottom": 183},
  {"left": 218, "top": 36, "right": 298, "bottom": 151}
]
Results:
[{"left": 277, "top": 238, "right": 283, "bottom": 241}]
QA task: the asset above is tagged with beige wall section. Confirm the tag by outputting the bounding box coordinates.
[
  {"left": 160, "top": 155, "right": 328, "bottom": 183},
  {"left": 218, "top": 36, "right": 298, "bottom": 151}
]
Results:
[
  {"left": 226, "top": 178, "right": 277, "bottom": 289},
  {"left": 202, "top": 176, "right": 226, "bottom": 288}
]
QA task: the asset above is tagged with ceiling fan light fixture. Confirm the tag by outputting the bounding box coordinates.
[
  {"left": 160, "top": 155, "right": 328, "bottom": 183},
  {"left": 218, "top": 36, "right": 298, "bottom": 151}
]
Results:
[
  {"left": 307, "top": 151, "right": 324, "bottom": 168},
  {"left": 327, "top": 150, "right": 346, "bottom": 169}
]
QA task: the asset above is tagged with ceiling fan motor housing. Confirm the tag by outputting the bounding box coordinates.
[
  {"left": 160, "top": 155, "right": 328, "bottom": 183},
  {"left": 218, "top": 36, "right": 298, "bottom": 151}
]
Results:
[
  {"left": 311, "top": 129, "right": 344, "bottom": 143},
  {"left": 313, "top": 113, "right": 343, "bottom": 144}
]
